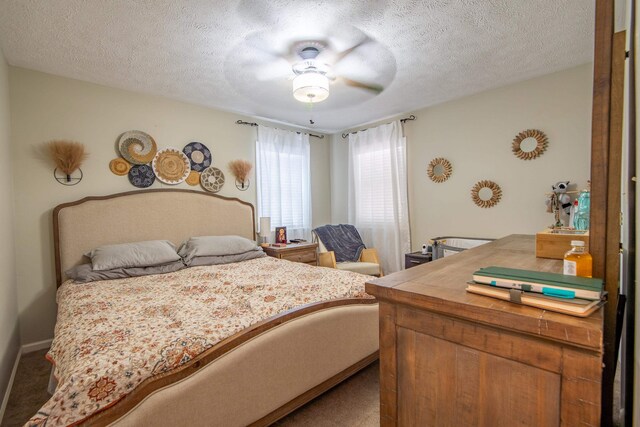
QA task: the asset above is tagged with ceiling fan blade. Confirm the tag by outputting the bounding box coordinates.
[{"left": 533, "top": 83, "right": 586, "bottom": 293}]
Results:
[
  {"left": 253, "top": 58, "right": 294, "bottom": 81},
  {"left": 342, "top": 77, "right": 384, "bottom": 94},
  {"left": 320, "top": 35, "right": 373, "bottom": 65},
  {"left": 245, "top": 32, "right": 292, "bottom": 62},
  {"left": 240, "top": 55, "right": 293, "bottom": 82}
]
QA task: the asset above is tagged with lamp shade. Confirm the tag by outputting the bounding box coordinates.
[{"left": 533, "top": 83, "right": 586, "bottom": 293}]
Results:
[
  {"left": 259, "top": 217, "right": 271, "bottom": 237},
  {"left": 292, "top": 72, "right": 329, "bottom": 103}
]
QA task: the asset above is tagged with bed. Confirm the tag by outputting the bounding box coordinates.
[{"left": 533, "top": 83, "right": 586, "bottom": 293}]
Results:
[{"left": 31, "top": 189, "right": 379, "bottom": 426}]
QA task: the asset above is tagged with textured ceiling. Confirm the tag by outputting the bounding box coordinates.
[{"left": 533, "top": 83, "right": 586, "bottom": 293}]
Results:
[{"left": 0, "top": 0, "right": 594, "bottom": 133}]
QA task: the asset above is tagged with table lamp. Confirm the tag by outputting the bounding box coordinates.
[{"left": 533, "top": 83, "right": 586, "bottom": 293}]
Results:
[{"left": 259, "top": 217, "right": 271, "bottom": 245}]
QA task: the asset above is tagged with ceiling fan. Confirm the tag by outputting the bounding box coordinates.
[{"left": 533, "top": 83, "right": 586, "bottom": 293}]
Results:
[{"left": 257, "top": 39, "right": 385, "bottom": 104}]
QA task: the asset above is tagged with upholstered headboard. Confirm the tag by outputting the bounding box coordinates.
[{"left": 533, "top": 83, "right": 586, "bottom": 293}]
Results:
[{"left": 53, "top": 189, "right": 255, "bottom": 286}]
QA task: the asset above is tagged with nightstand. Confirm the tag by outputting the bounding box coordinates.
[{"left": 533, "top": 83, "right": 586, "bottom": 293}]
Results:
[
  {"left": 405, "top": 251, "right": 432, "bottom": 269},
  {"left": 263, "top": 242, "right": 319, "bottom": 266}
]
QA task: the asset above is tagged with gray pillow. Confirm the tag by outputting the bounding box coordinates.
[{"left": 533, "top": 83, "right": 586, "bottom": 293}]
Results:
[
  {"left": 85, "top": 240, "right": 181, "bottom": 271},
  {"left": 188, "top": 248, "right": 266, "bottom": 267},
  {"left": 179, "top": 235, "right": 258, "bottom": 263},
  {"left": 66, "top": 260, "right": 186, "bottom": 283}
]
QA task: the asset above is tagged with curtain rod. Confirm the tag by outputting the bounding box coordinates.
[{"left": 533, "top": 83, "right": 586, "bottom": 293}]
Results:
[
  {"left": 236, "top": 120, "right": 325, "bottom": 139},
  {"left": 341, "top": 115, "right": 416, "bottom": 139}
]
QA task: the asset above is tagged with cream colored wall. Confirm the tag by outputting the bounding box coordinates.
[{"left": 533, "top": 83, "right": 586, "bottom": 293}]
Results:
[
  {"left": 9, "top": 68, "right": 331, "bottom": 344},
  {"left": 331, "top": 64, "right": 593, "bottom": 250},
  {"left": 0, "top": 47, "right": 19, "bottom": 411},
  {"left": 407, "top": 64, "right": 592, "bottom": 247},
  {"left": 329, "top": 134, "right": 348, "bottom": 224}
]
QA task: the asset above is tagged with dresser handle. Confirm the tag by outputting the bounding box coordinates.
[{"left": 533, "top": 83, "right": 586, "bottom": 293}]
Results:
[{"left": 410, "top": 260, "right": 421, "bottom": 264}]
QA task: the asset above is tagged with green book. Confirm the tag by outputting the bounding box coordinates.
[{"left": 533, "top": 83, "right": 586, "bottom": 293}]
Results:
[{"left": 472, "top": 266, "right": 604, "bottom": 300}]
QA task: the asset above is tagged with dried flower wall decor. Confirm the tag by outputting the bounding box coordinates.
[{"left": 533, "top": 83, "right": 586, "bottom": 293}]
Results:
[
  {"left": 228, "top": 159, "right": 253, "bottom": 191},
  {"left": 426, "top": 157, "right": 453, "bottom": 183},
  {"left": 471, "top": 180, "right": 502, "bottom": 208},
  {"left": 44, "top": 140, "right": 88, "bottom": 185},
  {"left": 512, "top": 129, "right": 548, "bottom": 160}
]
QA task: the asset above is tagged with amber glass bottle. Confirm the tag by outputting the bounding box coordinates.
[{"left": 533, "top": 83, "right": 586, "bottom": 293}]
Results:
[{"left": 563, "top": 240, "right": 593, "bottom": 278}]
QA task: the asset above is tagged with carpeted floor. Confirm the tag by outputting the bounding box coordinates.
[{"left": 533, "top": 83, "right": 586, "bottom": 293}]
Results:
[
  {"left": 1, "top": 350, "right": 52, "bottom": 427},
  {"left": 1, "top": 349, "right": 380, "bottom": 427}
]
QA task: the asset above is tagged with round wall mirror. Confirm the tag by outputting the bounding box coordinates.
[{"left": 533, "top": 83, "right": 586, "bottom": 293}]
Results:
[
  {"left": 519, "top": 137, "right": 538, "bottom": 153},
  {"left": 478, "top": 187, "right": 494, "bottom": 201},
  {"left": 512, "top": 129, "right": 548, "bottom": 160},
  {"left": 427, "top": 157, "right": 453, "bottom": 183},
  {"left": 471, "top": 180, "right": 502, "bottom": 208}
]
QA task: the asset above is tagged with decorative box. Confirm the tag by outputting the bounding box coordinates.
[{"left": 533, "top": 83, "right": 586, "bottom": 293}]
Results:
[{"left": 535, "top": 228, "right": 589, "bottom": 260}]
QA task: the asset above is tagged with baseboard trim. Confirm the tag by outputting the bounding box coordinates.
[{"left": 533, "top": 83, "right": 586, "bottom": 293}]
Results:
[
  {"left": 0, "top": 350, "right": 21, "bottom": 423},
  {"left": 22, "top": 338, "right": 53, "bottom": 354}
]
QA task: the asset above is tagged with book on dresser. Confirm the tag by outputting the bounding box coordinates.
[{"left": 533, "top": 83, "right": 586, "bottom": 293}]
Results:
[
  {"left": 472, "top": 266, "right": 604, "bottom": 300},
  {"left": 466, "top": 283, "right": 605, "bottom": 317}
]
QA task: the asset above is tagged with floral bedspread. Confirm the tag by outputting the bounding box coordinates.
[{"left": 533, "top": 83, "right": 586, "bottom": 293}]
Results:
[{"left": 27, "top": 257, "right": 373, "bottom": 426}]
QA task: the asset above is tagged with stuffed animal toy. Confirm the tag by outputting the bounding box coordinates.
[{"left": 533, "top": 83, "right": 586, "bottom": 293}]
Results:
[
  {"left": 546, "top": 181, "right": 572, "bottom": 227},
  {"left": 554, "top": 181, "right": 572, "bottom": 214}
]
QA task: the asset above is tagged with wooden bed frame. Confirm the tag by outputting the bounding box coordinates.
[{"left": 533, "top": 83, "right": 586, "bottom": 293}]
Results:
[{"left": 51, "top": 189, "right": 379, "bottom": 426}]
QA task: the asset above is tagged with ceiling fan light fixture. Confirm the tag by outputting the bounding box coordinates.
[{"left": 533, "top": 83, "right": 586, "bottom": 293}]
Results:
[{"left": 292, "top": 72, "right": 329, "bottom": 103}]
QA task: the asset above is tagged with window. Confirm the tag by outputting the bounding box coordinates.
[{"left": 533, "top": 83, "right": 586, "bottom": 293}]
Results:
[
  {"left": 348, "top": 121, "right": 410, "bottom": 273},
  {"left": 256, "top": 126, "right": 311, "bottom": 240},
  {"left": 350, "top": 145, "right": 407, "bottom": 227}
]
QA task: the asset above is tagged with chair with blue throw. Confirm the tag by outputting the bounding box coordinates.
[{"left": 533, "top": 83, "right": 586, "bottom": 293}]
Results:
[{"left": 312, "top": 224, "right": 383, "bottom": 277}]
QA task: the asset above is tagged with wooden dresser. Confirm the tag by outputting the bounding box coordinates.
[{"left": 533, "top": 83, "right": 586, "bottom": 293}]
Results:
[{"left": 365, "top": 235, "right": 603, "bottom": 426}]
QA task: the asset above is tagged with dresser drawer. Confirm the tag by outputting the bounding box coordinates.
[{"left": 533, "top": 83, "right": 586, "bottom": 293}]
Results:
[{"left": 281, "top": 250, "right": 317, "bottom": 264}]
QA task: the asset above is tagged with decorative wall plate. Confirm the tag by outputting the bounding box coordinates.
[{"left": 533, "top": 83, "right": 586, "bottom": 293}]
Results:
[
  {"left": 471, "top": 180, "right": 502, "bottom": 208},
  {"left": 512, "top": 129, "right": 548, "bottom": 160},
  {"left": 118, "top": 130, "right": 158, "bottom": 165},
  {"left": 183, "top": 142, "right": 212, "bottom": 172},
  {"left": 152, "top": 148, "right": 191, "bottom": 185},
  {"left": 185, "top": 170, "right": 201, "bottom": 186},
  {"left": 109, "top": 158, "right": 131, "bottom": 176},
  {"left": 200, "top": 167, "right": 225, "bottom": 193},
  {"left": 427, "top": 157, "right": 453, "bottom": 183},
  {"left": 128, "top": 164, "right": 156, "bottom": 188}
]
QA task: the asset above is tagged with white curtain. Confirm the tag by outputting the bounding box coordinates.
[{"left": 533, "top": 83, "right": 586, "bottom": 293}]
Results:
[
  {"left": 256, "top": 126, "right": 311, "bottom": 241},
  {"left": 348, "top": 120, "right": 410, "bottom": 273}
]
